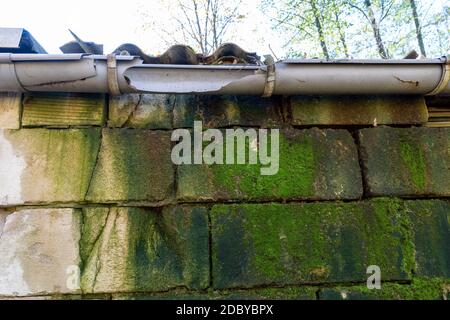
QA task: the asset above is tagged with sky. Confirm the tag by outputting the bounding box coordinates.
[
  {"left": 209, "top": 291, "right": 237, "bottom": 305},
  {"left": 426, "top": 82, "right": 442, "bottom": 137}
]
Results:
[{"left": 0, "top": 0, "right": 284, "bottom": 56}]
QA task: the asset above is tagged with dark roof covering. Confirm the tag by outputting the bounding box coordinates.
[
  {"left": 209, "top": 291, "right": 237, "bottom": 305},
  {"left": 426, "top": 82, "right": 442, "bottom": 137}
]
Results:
[
  {"left": 0, "top": 27, "right": 261, "bottom": 65},
  {"left": 0, "top": 28, "right": 47, "bottom": 54},
  {"left": 60, "top": 31, "right": 261, "bottom": 65}
]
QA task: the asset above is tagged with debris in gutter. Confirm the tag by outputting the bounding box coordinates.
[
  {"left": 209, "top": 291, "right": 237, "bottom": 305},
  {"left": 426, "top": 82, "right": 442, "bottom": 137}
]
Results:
[
  {"left": 59, "top": 30, "right": 103, "bottom": 54},
  {"left": 403, "top": 49, "right": 419, "bottom": 59},
  {"left": 113, "top": 42, "right": 261, "bottom": 65},
  {"left": 58, "top": 30, "right": 260, "bottom": 65}
]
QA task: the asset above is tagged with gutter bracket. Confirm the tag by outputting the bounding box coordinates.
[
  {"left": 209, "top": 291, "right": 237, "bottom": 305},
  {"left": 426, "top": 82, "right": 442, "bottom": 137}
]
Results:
[
  {"left": 426, "top": 57, "right": 450, "bottom": 96},
  {"left": 107, "top": 54, "right": 121, "bottom": 95},
  {"left": 262, "top": 55, "right": 275, "bottom": 97}
]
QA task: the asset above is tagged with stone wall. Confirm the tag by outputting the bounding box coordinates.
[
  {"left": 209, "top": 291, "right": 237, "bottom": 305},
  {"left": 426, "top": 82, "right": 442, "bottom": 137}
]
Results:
[{"left": 0, "top": 92, "right": 448, "bottom": 300}]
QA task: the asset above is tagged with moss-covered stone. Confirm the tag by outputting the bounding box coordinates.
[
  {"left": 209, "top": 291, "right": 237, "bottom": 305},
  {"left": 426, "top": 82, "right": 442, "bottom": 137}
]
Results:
[
  {"left": 177, "top": 128, "right": 362, "bottom": 202},
  {"left": 86, "top": 129, "right": 174, "bottom": 203},
  {"left": 216, "top": 286, "right": 317, "bottom": 300},
  {"left": 319, "top": 278, "right": 448, "bottom": 300},
  {"left": 0, "top": 92, "right": 21, "bottom": 129},
  {"left": 80, "top": 206, "right": 209, "bottom": 293},
  {"left": 359, "top": 126, "right": 450, "bottom": 197},
  {"left": 210, "top": 199, "right": 414, "bottom": 289},
  {"left": 22, "top": 93, "right": 106, "bottom": 127},
  {"left": 173, "top": 95, "right": 283, "bottom": 128},
  {"left": 108, "top": 94, "right": 173, "bottom": 129},
  {"left": 112, "top": 286, "right": 317, "bottom": 300},
  {"left": 0, "top": 128, "right": 101, "bottom": 205},
  {"left": 405, "top": 200, "right": 450, "bottom": 278},
  {"left": 291, "top": 96, "right": 428, "bottom": 126},
  {"left": 112, "top": 291, "right": 210, "bottom": 300}
]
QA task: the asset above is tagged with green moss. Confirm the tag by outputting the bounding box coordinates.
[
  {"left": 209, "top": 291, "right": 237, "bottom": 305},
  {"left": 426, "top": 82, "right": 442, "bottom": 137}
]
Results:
[
  {"left": 322, "top": 277, "right": 448, "bottom": 300},
  {"left": 211, "top": 200, "right": 414, "bottom": 288},
  {"left": 178, "top": 128, "right": 362, "bottom": 201},
  {"left": 212, "top": 133, "right": 316, "bottom": 199},
  {"left": 291, "top": 96, "right": 428, "bottom": 126},
  {"left": 5, "top": 128, "right": 102, "bottom": 202},
  {"left": 126, "top": 206, "right": 210, "bottom": 291},
  {"left": 86, "top": 129, "right": 174, "bottom": 202},
  {"left": 80, "top": 206, "right": 209, "bottom": 293},
  {"left": 241, "top": 203, "right": 331, "bottom": 281},
  {"left": 399, "top": 141, "right": 426, "bottom": 190},
  {"left": 369, "top": 198, "right": 415, "bottom": 278},
  {"left": 113, "top": 286, "right": 317, "bottom": 300},
  {"left": 79, "top": 207, "right": 110, "bottom": 272},
  {"left": 405, "top": 200, "right": 450, "bottom": 277},
  {"left": 219, "top": 286, "right": 317, "bottom": 300}
]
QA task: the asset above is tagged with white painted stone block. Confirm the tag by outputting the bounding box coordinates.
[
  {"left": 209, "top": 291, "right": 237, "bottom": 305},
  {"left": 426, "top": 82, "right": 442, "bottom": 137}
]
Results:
[{"left": 0, "top": 208, "right": 81, "bottom": 297}]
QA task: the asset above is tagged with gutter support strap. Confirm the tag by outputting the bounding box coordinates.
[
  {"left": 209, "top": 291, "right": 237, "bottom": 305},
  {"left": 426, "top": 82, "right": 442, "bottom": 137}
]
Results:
[
  {"left": 427, "top": 57, "right": 450, "bottom": 96},
  {"left": 107, "top": 54, "right": 121, "bottom": 95},
  {"left": 262, "top": 55, "right": 275, "bottom": 97}
]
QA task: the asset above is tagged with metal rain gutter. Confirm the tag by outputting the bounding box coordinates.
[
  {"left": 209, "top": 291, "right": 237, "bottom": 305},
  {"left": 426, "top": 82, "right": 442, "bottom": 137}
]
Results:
[{"left": 0, "top": 53, "right": 449, "bottom": 96}]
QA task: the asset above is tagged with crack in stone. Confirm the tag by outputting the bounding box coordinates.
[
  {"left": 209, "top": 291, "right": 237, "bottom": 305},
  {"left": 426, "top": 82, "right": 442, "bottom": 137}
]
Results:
[
  {"left": 91, "top": 207, "right": 119, "bottom": 291},
  {"left": 78, "top": 208, "right": 84, "bottom": 286},
  {"left": 206, "top": 211, "right": 213, "bottom": 289},
  {"left": 122, "top": 94, "right": 142, "bottom": 128},
  {"left": 350, "top": 129, "right": 368, "bottom": 199},
  {"left": 170, "top": 95, "right": 176, "bottom": 129},
  {"left": 0, "top": 221, "right": 4, "bottom": 242},
  {"left": 90, "top": 207, "right": 110, "bottom": 290},
  {"left": 84, "top": 129, "right": 104, "bottom": 201},
  {"left": 0, "top": 210, "right": 12, "bottom": 244}
]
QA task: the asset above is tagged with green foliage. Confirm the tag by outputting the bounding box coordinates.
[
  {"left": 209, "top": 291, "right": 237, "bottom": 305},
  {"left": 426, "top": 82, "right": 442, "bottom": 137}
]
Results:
[{"left": 264, "top": 0, "right": 449, "bottom": 58}]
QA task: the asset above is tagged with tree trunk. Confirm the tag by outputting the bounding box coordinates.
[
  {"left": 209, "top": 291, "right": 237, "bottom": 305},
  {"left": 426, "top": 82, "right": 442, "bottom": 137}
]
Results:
[
  {"left": 364, "top": 0, "right": 389, "bottom": 59},
  {"left": 335, "top": 12, "right": 350, "bottom": 57},
  {"left": 409, "top": 0, "right": 426, "bottom": 57},
  {"left": 331, "top": 0, "right": 349, "bottom": 57},
  {"left": 310, "top": 0, "right": 330, "bottom": 59}
]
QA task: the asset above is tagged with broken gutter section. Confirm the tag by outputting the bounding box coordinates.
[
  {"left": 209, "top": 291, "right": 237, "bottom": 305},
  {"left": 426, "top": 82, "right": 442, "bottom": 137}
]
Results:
[
  {"left": 0, "top": 53, "right": 449, "bottom": 96},
  {"left": 123, "top": 64, "right": 265, "bottom": 94}
]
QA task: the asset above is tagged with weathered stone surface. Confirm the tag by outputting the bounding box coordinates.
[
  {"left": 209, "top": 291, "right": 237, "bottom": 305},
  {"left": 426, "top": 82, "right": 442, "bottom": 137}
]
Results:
[
  {"left": 177, "top": 128, "right": 362, "bottom": 201},
  {"left": 211, "top": 200, "right": 414, "bottom": 289},
  {"left": 22, "top": 93, "right": 105, "bottom": 127},
  {"left": 113, "top": 286, "right": 317, "bottom": 300},
  {"left": 0, "top": 92, "right": 21, "bottom": 129},
  {"left": 0, "top": 209, "right": 9, "bottom": 234},
  {"left": 80, "top": 206, "right": 209, "bottom": 293},
  {"left": 291, "top": 96, "right": 428, "bottom": 126},
  {"left": 216, "top": 287, "right": 317, "bottom": 300},
  {"left": 86, "top": 129, "right": 174, "bottom": 202},
  {"left": 359, "top": 126, "right": 450, "bottom": 196},
  {"left": 0, "top": 295, "right": 56, "bottom": 300},
  {"left": 0, "top": 128, "right": 101, "bottom": 205},
  {"left": 319, "top": 278, "right": 448, "bottom": 300},
  {"left": 108, "top": 94, "right": 173, "bottom": 129},
  {"left": 0, "top": 208, "right": 81, "bottom": 296},
  {"left": 173, "top": 95, "right": 283, "bottom": 128},
  {"left": 406, "top": 200, "right": 450, "bottom": 278}
]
